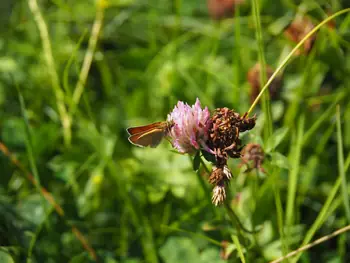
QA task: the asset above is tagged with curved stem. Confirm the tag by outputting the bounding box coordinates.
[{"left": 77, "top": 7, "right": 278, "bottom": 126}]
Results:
[
  {"left": 269, "top": 224, "right": 350, "bottom": 263},
  {"left": 247, "top": 8, "right": 350, "bottom": 116}
]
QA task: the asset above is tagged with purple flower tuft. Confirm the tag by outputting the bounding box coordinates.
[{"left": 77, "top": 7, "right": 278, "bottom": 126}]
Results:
[{"left": 167, "top": 98, "right": 212, "bottom": 154}]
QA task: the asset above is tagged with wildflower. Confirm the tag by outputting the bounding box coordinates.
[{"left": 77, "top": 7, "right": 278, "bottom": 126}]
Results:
[
  {"left": 240, "top": 143, "right": 265, "bottom": 173},
  {"left": 284, "top": 15, "right": 315, "bottom": 55},
  {"left": 167, "top": 98, "right": 212, "bottom": 154},
  {"left": 206, "top": 108, "right": 256, "bottom": 205},
  {"left": 247, "top": 63, "right": 282, "bottom": 104},
  {"left": 207, "top": 0, "right": 245, "bottom": 20},
  {"left": 128, "top": 99, "right": 258, "bottom": 206}
]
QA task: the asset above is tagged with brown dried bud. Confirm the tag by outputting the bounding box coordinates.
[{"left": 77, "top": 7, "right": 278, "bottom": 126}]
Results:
[
  {"left": 237, "top": 114, "right": 257, "bottom": 133},
  {"left": 206, "top": 108, "right": 256, "bottom": 206},
  {"left": 240, "top": 143, "right": 265, "bottom": 172},
  {"left": 209, "top": 159, "right": 234, "bottom": 205},
  {"left": 212, "top": 181, "right": 226, "bottom": 206},
  {"left": 207, "top": 108, "right": 256, "bottom": 160},
  {"left": 209, "top": 164, "right": 232, "bottom": 185},
  {"left": 284, "top": 15, "right": 315, "bottom": 55},
  {"left": 207, "top": 0, "right": 245, "bottom": 20},
  {"left": 247, "top": 63, "right": 282, "bottom": 104}
]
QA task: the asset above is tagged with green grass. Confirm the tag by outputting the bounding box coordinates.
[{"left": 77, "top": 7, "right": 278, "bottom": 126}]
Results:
[{"left": 1, "top": 1, "right": 350, "bottom": 262}]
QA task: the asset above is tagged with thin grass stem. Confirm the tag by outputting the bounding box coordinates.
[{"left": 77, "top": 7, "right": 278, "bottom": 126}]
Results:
[
  {"left": 336, "top": 105, "right": 350, "bottom": 222},
  {"left": 70, "top": 1, "right": 105, "bottom": 115},
  {"left": 252, "top": 0, "right": 273, "bottom": 140},
  {"left": 28, "top": 0, "right": 72, "bottom": 146},
  {"left": 270, "top": 224, "right": 350, "bottom": 263},
  {"left": 286, "top": 115, "right": 304, "bottom": 228}
]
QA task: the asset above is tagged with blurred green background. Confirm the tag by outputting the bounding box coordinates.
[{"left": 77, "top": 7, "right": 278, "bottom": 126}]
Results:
[{"left": 1, "top": 0, "right": 350, "bottom": 262}]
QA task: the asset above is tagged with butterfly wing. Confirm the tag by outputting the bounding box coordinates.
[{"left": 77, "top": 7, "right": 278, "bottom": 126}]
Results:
[
  {"left": 127, "top": 122, "right": 166, "bottom": 135},
  {"left": 128, "top": 128, "right": 165, "bottom": 148}
]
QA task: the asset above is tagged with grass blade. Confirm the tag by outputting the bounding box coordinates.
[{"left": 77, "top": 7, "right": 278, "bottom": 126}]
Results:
[
  {"left": 303, "top": 92, "right": 345, "bottom": 146},
  {"left": 28, "top": 0, "right": 71, "bottom": 146},
  {"left": 271, "top": 224, "right": 350, "bottom": 263},
  {"left": 252, "top": 0, "right": 273, "bottom": 140},
  {"left": 232, "top": 235, "right": 246, "bottom": 263},
  {"left": 336, "top": 105, "right": 350, "bottom": 222},
  {"left": 17, "top": 87, "right": 42, "bottom": 192},
  {"left": 286, "top": 115, "right": 304, "bottom": 228},
  {"left": 70, "top": 2, "right": 105, "bottom": 115},
  {"left": 290, "top": 148, "right": 350, "bottom": 262}
]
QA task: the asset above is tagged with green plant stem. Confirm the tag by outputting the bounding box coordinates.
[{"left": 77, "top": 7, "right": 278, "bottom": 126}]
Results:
[
  {"left": 71, "top": 2, "right": 105, "bottom": 115},
  {"left": 233, "top": 235, "right": 247, "bottom": 263},
  {"left": 270, "top": 224, "right": 350, "bottom": 263},
  {"left": 252, "top": 0, "right": 273, "bottom": 140},
  {"left": 199, "top": 157, "right": 257, "bottom": 234},
  {"left": 286, "top": 115, "right": 304, "bottom": 228},
  {"left": 17, "top": 89, "right": 41, "bottom": 191},
  {"left": 336, "top": 105, "right": 350, "bottom": 222},
  {"left": 28, "top": 0, "right": 72, "bottom": 146},
  {"left": 233, "top": 5, "right": 241, "bottom": 107},
  {"left": 271, "top": 167, "right": 289, "bottom": 256},
  {"left": 27, "top": 206, "right": 55, "bottom": 263}
]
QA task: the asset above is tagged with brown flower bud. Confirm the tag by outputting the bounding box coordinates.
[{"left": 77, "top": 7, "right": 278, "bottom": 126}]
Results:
[
  {"left": 240, "top": 143, "right": 265, "bottom": 172},
  {"left": 247, "top": 63, "right": 282, "bottom": 104},
  {"left": 207, "top": 0, "right": 244, "bottom": 20},
  {"left": 209, "top": 164, "right": 232, "bottom": 185},
  {"left": 284, "top": 15, "right": 315, "bottom": 55}
]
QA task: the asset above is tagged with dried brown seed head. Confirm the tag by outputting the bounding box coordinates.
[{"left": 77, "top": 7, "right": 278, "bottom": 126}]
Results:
[
  {"left": 284, "top": 15, "right": 315, "bottom": 55},
  {"left": 207, "top": 108, "right": 256, "bottom": 160},
  {"left": 241, "top": 143, "right": 265, "bottom": 172},
  {"left": 209, "top": 164, "right": 232, "bottom": 185}
]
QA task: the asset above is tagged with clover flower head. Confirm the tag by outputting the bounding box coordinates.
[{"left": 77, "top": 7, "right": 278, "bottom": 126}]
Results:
[{"left": 167, "top": 98, "right": 211, "bottom": 154}]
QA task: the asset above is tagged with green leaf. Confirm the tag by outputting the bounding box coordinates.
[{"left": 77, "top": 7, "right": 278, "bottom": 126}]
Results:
[
  {"left": 268, "top": 12, "right": 294, "bottom": 35},
  {"left": 265, "top": 127, "right": 289, "bottom": 153},
  {"left": 159, "top": 237, "right": 199, "bottom": 263},
  {"left": 160, "top": 237, "right": 225, "bottom": 263},
  {"left": 0, "top": 250, "right": 15, "bottom": 263},
  {"left": 269, "top": 152, "right": 290, "bottom": 169},
  {"left": 68, "top": 252, "right": 89, "bottom": 263},
  {"left": 147, "top": 184, "right": 169, "bottom": 203},
  {"left": 1, "top": 118, "right": 26, "bottom": 148},
  {"left": 193, "top": 151, "right": 200, "bottom": 171},
  {"left": 199, "top": 248, "right": 226, "bottom": 263}
]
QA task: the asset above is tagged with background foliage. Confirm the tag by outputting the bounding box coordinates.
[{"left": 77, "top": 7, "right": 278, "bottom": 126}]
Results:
[{"left": 1, "top": 0, "right": 350, "bottom": 262}]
